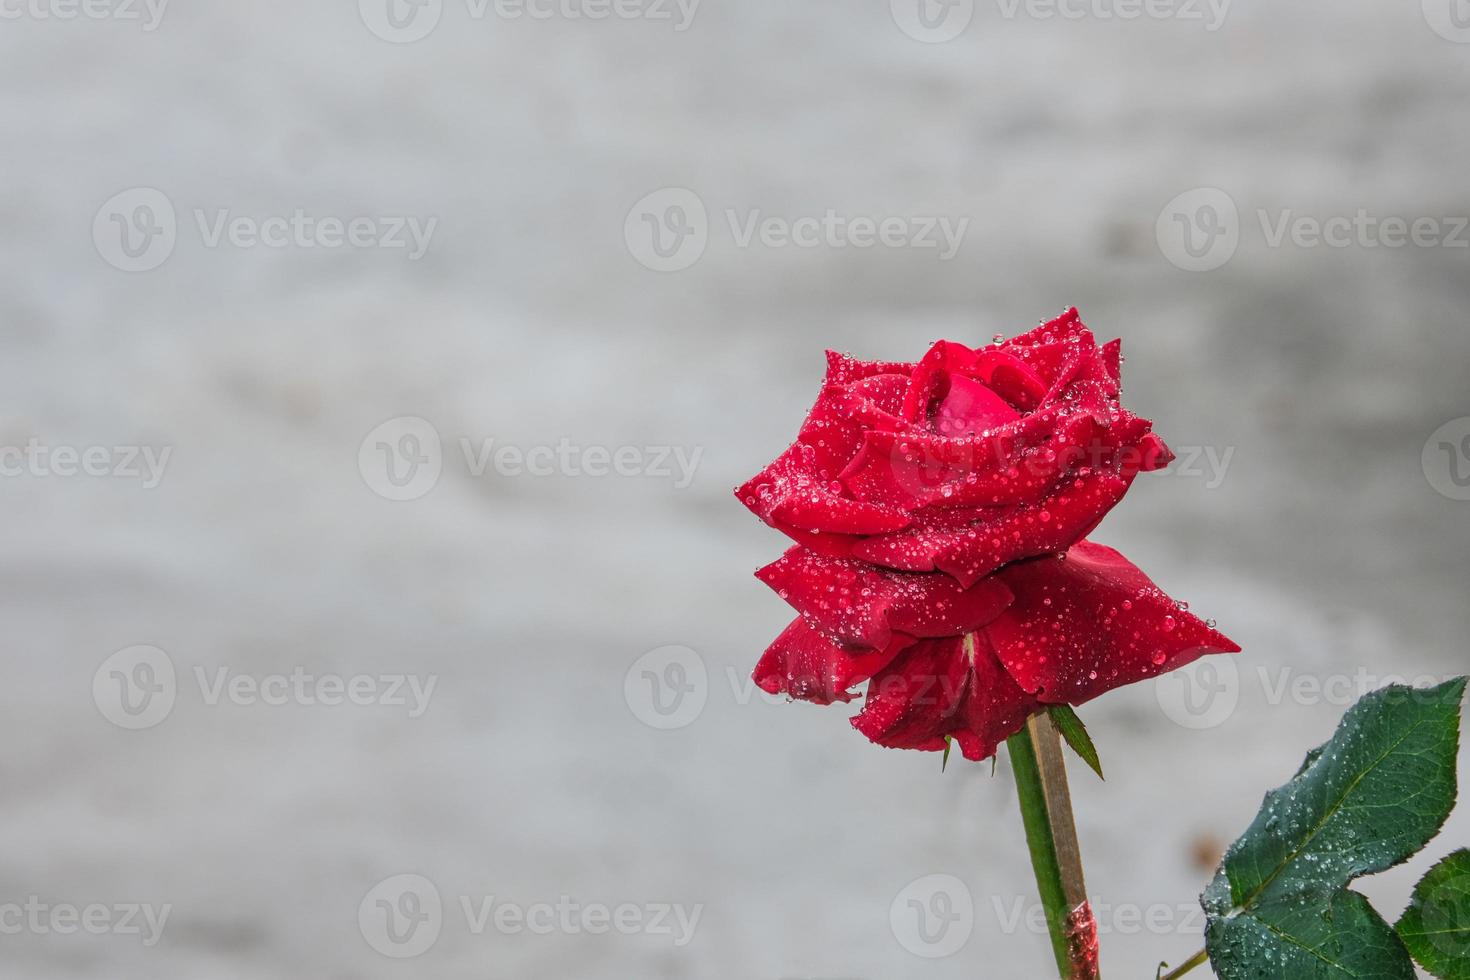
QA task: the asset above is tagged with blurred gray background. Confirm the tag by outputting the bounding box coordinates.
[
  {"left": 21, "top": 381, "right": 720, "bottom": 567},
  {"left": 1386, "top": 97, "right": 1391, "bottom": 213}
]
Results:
[{"left": 2, "top": 0, "right": 1468, "bottom": 976}]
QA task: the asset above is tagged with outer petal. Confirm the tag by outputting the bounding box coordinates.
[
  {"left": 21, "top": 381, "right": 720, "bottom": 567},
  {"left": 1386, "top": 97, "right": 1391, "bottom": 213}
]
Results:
[
  {"left": 737, "top": 365, "right": 912, "bottom": 542},
  {"left": 798, "top": 379, "right": 908, "bottom": 478},
  {"left": 851, "top": 470, "right": 1132, "bottom": 586},
  {"left": 1002, "top": 307, "right": 1090, "bottom": 350},
  {"left": 739, "top": 443, "right": 911, "bottom": 542},
  {"left": 753, "top": 618, "right": 911, "bottom": 705},
  {"left": 851, "top": 632, "right": 1040, "bottom": 761},
  {"left": 755, "top": 546, "right": 1013, "bottom": 650},
  {"left": 824, "top": 349, "right": 915, "bottom": 387},
  {"left": 951, "top": 631, "right": 1043, "bottom": 761},
  {"left": 986, "top": 541, "right": 1240, "bottom": 705},
  {"left": 850, "top": 636, "right": 971, "bottom": 752}
]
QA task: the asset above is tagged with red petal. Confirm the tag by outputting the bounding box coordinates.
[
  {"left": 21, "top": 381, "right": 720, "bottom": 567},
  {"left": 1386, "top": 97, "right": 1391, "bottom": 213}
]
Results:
[
  {"left": 755, "top": 547, "right": 1013, "bottom": 650},
  {"left": 935, "top": 374, "right": 1021, "bottom": 436},
  {"left": 824, "top": 349, "right": 915, "bottom": 387},
  {"left": 851, "top": 632, "right": 1040, "bottom": 761},
  {"left": 1002, "top": 307, "right": 1089, "bottom": 349},
  {"left": 851, "top": 636, "right": 970, "bottom": 752},
  {"left": 952, "top": 631, "right": 1043, "bottom": 761},
  {"left": 770, "top": 492, "right": 912, "bottom": 537},
  {"left": 736, "top": 370, "right": 911, "bottom": 540},
  {"left": 900, "top": 340, "right": 980, "bottom": 424},
  {"left": 986, "top": 541, "right": 1240, "bottom": 705},
  {"left": 851, "top": 470, "right": 1132, "bottom": 586},
  {"left": 1134, "top": 432, "right": 1174, "bottom": 473},
  {"left": 737, "top": 437, "right": 910, "bottom": 541},
  {"left": 839, "top": 406, "right": 1078, "bottom": 511},
  {"left": 753, "top": 618, "right": 911, "bottom": 705},
  {"left": 970, "top": 347, "right": 1049, "bottom": 410}
]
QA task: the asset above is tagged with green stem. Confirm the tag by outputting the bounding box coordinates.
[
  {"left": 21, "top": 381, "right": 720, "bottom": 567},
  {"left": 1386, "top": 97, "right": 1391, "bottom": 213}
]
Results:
[
  {"left": 1008, "top": 711, "right": 1092, "bottom": 979},
  {"left": 1158, "top": 948, "right": 1208, "bottom": 980}
]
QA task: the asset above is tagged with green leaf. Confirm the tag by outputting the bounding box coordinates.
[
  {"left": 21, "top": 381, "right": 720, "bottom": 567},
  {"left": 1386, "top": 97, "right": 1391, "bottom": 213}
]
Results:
[
  {"left": 942, "top": 735, "right": 953, "bottom": 772},
  {"left": 1047, "top": 704, "right": 1103, "bottom": 780},
  {"left": 1397, "top": 849, "right": 1470, "bottom": 979},
  {"left": 1202, "top": 678, "right": 1466, "bottom": 980}
]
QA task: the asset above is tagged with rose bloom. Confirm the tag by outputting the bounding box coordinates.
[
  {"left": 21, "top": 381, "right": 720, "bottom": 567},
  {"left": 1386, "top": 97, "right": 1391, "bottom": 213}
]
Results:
[{"left": 738, "top": 309, "right": 1237, "bottom": 762}]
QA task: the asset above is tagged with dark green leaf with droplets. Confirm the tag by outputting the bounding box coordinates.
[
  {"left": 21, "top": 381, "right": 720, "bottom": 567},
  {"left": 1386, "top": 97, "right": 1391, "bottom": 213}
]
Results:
[
  {"left": 1202, "top": 678, "right": 1466, "bottom": 980},
  {"left": 1397, "top": 849, "right": 1470, "bottom": 979},
  {"left": 1048, "top": 704, "right": 1103, "bottom": 780}
]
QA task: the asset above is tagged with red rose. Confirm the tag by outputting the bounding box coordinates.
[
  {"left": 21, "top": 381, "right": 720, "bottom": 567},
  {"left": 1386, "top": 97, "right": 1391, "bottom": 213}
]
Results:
[{"left": 738, "top": 309, "right": 1238, "bottom": 762}]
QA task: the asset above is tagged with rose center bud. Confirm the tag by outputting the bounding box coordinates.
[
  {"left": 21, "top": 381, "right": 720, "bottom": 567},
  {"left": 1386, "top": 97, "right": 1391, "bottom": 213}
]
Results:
[{"left": 933, "top": 374, "right": 1020, "bottom": 437}]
